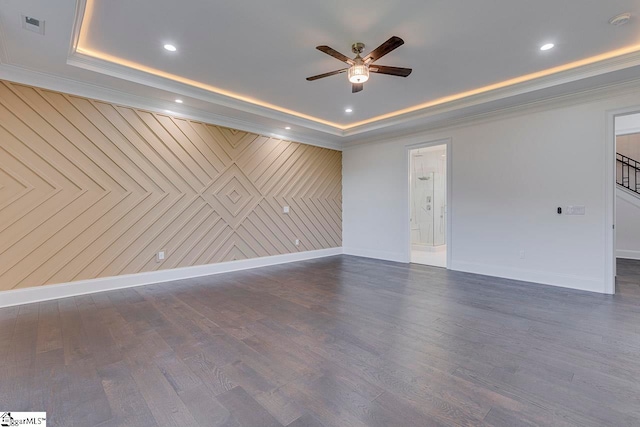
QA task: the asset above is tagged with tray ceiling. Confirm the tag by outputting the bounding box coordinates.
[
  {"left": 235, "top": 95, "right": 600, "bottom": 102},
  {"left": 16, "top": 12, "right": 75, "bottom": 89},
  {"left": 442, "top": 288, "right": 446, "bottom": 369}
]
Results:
[{"left": 1, "top": 0, "right": 640, "bottom": 144}]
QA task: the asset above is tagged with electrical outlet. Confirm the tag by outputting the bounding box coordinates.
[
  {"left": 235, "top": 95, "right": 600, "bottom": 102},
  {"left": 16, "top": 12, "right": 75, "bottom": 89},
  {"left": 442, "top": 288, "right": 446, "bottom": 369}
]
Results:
[
  {"left": 157, "top": 251, "right": 165, "bottom": 262},
  {"left": 283, "top": 206, "right": 290, "bottom": 214},
  {"left": 295, "top": 239, "right": 300, "bottom": 246},
  {"left": 519, "top": 250, "right": 525, "bottom": 259}
]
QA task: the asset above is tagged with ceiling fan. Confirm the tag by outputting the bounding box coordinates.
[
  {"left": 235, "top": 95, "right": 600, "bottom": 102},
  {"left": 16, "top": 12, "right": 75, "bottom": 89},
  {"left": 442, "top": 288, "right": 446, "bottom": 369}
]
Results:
[{"left": 306, "top": 36, "right": 412, "bottom": 93}]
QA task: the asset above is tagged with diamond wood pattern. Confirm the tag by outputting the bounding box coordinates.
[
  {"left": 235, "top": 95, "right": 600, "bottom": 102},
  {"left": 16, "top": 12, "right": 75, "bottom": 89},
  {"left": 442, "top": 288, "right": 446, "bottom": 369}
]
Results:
[{"left": 0, "top": 80, "right": 342, "bottom": 291}]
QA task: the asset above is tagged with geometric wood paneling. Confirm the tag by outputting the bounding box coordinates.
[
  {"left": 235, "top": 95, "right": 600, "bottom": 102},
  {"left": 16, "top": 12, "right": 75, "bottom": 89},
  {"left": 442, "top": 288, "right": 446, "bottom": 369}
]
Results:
[{"left": 0, "top": 80, "right": 342, "bottom": 291}]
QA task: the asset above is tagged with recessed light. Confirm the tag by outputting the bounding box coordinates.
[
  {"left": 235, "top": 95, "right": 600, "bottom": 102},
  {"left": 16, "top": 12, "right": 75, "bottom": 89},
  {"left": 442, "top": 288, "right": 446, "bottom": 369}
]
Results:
[
  {"left": 345, "top": 108, "right": 353, "bottom": 113},
  {"left": 285, "top": 126, "right": 291, "bottom": 130},
  {"left": 540, "top": 43, "right": 554, "bottom": 51},
  {"left": 164, "top": 44, "right": 177, "bottom": 52},
  {"left": 175, "top": 99, "right": 183, "bottom": 104}
]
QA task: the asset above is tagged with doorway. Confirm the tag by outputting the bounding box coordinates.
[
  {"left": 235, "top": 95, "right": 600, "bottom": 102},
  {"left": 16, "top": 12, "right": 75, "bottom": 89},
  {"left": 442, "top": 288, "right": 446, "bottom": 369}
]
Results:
[
  {"left": 409, "top": 143, "right": 448, "bottom": 267},
  {"left": 605, "top": 108, "right": 640, "bottom": 294},
  {"left": 613, "top": 112, "right": 640, "bottom": 292}
]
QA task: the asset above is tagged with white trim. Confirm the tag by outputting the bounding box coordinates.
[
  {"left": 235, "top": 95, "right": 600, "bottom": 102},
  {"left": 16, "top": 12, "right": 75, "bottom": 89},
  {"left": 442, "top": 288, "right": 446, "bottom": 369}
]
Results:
[
  {"left": 617, "top": 250, "right": 640, "bottom": 260},
  {"left": 405, "top": 139, "right": 453, "bottom": 268},
  {"left": 0, "top": 248, "right": 343, "bottom": 308},
  {"left": 606, "top": 110, "right": 616, "bottom": 293},
  {"left": 343, "top": 78, "right": 640, "bottom": 150},
  {"left": 342, "top": 247, "right": 406, "bottom": 263},
  {"left": 607, "top": 106, "right": 640, "bottom": 294},
  {"left": 69, "top": 0, "right": 88, "bottom": 58},
  {"left": 67, "top": 53, "right": 344, "bottom": 137},
  {"left": 341, "top": 51, "right": 640, "bottom": 137},
  {"left": 449, "top": 260, "right": 605, "bottom": 294},
  {"left": 0, "top": 63, "right": 342, "bottom": 151},
  {"left": 66, "top": 30, "right": 640, "bottom": 138}
]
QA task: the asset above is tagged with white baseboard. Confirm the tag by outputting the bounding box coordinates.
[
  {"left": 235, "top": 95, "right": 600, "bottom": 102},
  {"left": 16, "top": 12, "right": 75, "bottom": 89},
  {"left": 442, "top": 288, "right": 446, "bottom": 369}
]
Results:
[
  {"left": 342, "top": 247, "right": 408, "bottom": 263},
  {"left": 617, "top": 250, "right": 640, "bottom": 260},
  {"left": 449, "top": 260, "right": 607, "bottom": 294},
  {"left": 0, "top": 248, "right": 343, "bottom": 308}
]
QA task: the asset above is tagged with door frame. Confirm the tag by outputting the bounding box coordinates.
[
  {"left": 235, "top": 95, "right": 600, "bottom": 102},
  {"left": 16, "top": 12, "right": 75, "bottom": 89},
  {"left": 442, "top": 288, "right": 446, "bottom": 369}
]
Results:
[
  {"left": 606, "top": 107, "right": 640, "bottom": 294},
  {"left": 406, "top": 138, "right": 452, "bottom": 268}
]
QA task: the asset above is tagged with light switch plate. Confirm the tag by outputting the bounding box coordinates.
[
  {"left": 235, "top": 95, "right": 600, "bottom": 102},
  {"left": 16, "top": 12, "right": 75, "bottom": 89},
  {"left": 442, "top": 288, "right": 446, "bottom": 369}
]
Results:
[
  {"left": 157, "top": 251, "right": 165, "bottom": 262},
  {"left": 566, "top": 205, "right": 586, "bottom": 215},
  {"left": 283, "top": 206, "right": 290, "bottom": 214}
]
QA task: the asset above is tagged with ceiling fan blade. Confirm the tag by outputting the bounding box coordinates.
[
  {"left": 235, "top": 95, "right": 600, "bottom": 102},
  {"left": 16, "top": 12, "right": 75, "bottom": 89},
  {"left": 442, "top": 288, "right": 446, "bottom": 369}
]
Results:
[
  {"left": 363, "top": 36, "right": 404, "bottom": 64},
  {"left": 316, "top": 46, "right": 355, "bottom": 65},
  {"left": 370, "top": 65, "right": 412, "bottom": 77},
  {"left": 306, "top": 69, "right": 348, "bottom": 81},
  {"left": 352, "top": 83, "right": 363, "bottom": 93}
]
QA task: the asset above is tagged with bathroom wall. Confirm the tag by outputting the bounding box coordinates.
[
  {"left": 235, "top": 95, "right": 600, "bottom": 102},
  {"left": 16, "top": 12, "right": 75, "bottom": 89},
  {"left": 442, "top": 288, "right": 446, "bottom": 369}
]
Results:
[{"left": 410, "top": 146, "right": 446, "bottom": 247}]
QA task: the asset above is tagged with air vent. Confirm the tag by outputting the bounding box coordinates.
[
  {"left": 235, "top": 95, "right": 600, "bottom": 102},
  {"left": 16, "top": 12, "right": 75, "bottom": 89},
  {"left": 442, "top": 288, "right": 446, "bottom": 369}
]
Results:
[
  {"left": 609, "top": 13, "right": 631, "bottom": 27},
  {"left": 22, "top": 15, "right": 45, "bottom": 35}
]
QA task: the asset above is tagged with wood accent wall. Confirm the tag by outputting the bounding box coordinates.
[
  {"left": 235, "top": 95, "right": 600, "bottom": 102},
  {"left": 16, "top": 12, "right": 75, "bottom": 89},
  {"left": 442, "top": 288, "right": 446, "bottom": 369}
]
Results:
[{"left": 0, "top": 80, "right": 342, "bottom": 291}]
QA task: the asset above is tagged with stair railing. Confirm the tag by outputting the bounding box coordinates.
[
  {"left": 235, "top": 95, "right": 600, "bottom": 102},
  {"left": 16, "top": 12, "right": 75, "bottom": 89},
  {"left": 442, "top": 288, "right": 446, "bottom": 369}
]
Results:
[{"left": 617, "top": 153, "right": 640, "bottom": 195}]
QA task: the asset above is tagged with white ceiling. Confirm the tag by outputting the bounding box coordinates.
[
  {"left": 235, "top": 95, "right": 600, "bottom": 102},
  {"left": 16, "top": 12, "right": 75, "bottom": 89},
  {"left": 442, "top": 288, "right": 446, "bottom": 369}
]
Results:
[{"left": 1, "top": 0, "right": 640, "bottom": 147}]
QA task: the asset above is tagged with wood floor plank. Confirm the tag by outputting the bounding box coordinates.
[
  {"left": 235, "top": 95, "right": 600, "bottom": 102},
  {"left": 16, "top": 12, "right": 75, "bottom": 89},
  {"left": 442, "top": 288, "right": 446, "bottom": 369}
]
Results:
[
  {"left": 1, "top": 256, "right": 640, "bottom": 426},
  {"left": 217, "top": 386, "right": 283, "bottom": 427},
  {"left": 35, "top": 300, "right": 62, "bottom": 354},
  {"left": 98, "top": 360, "right": 157, "bottom": 427}
]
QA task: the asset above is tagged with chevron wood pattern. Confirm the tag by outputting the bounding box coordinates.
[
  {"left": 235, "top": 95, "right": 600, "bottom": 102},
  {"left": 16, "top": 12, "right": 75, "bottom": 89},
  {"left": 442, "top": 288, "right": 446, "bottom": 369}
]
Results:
[{"left": 0, "top": 80, "right": 342, "bottom": 291}]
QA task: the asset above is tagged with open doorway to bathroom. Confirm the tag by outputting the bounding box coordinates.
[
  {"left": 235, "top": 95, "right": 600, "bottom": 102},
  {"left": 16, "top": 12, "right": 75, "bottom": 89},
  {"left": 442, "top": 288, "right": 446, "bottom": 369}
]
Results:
[{"left": 409, "top": 143, "right": 448, "bottom": 268}]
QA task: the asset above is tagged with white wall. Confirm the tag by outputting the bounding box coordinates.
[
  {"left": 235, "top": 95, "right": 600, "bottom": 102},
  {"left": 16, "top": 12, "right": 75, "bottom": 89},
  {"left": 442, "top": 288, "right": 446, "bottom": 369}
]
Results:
[
  {"left": 344, "top": 87, "right": 640, "bottom": 294},
  {"left": 616, "top": 112, "right": 640, "bottom": 135},
  {"left": 617, "top": 188, "right": 640, "bottom": 260}
]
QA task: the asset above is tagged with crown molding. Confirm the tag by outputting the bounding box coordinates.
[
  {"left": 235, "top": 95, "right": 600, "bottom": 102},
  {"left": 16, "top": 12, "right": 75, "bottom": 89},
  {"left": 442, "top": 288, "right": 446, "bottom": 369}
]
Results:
[
  {"left": 67, "top": 44, "right": 640, "bottom": 140},
  {"left": 67, "top": 52, "right": 345, "bottom": 137},
  {"left": 343, "top": 77, "right": 640, "bottom": 149},
  {"left": 342, "top": 49, "right": 640, "bottom": 137},
  {"left": 0, "top": 63, "right": 343, "bottom": 151},
  {"left": 69, "top": 0, "right": 88, "bottom": 57}
]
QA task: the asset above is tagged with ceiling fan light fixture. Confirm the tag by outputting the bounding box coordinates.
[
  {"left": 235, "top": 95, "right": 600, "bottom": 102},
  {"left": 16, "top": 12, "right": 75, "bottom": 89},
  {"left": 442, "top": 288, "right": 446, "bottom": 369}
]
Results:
[
  {"left": 307, "top": 36, "right": 410, "bottom": 91},
  {"left": 347, "top": 54, "right": 369, "bottom": 83},
  {"left": 348, "top": 63, "right": 369, "bottom": 84}
]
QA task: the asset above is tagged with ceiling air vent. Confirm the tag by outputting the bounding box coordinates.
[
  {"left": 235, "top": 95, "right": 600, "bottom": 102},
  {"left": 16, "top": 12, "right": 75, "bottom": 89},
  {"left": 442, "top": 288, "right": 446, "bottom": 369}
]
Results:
[
  {"left": 609, "top": 13, "right": 631, "bottom": 27},
  {"left": 22, "top": 15, "right": 45, "bottom": 35}
]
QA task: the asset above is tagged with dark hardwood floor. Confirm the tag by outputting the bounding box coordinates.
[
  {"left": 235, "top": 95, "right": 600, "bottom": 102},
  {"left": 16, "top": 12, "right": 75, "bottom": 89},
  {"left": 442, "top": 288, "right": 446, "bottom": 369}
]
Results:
[{"left": 2, "top": 255, "right": 640, "bottom": 426}]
